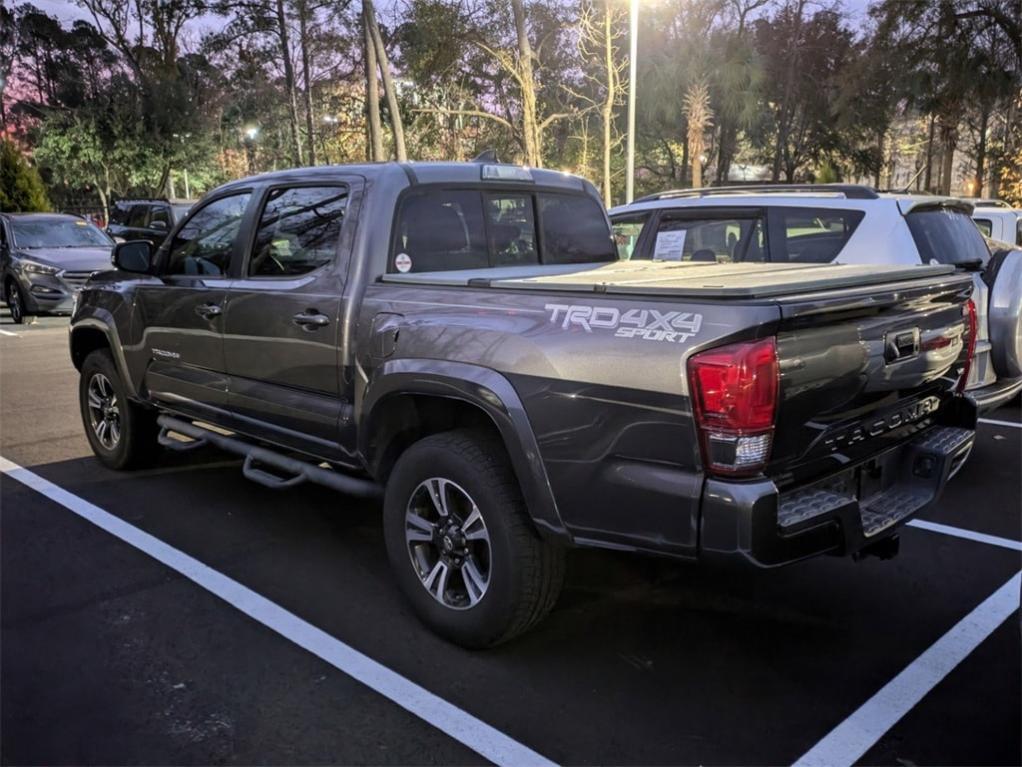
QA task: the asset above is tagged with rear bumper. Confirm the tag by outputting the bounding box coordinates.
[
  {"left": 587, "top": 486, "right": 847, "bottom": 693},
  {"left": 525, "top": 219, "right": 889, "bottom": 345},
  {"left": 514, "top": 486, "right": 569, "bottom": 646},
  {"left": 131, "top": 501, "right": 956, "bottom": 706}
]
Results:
[
  {"left": 699, "top": 423, "right": 975, "bottom": 567},
  {"left": 967, "top": 376, "right": 1022, "bottom": 413}
]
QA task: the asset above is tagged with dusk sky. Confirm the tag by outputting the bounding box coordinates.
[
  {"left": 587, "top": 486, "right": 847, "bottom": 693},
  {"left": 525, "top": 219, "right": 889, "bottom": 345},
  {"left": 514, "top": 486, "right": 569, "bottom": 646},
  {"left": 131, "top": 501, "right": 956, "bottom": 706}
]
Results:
[{"left": 30, "top": 0, "right": 875, "bottom": 35}]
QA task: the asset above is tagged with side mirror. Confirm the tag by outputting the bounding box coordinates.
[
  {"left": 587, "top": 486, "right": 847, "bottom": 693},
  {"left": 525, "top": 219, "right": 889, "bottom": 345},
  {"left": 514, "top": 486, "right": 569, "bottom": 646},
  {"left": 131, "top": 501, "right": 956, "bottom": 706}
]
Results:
[
  {"left": 113, "top": 240, "right": 153, "bottom": 274},
  {"left": 150, "top": 220, "right": 168, "bottom": 231}
]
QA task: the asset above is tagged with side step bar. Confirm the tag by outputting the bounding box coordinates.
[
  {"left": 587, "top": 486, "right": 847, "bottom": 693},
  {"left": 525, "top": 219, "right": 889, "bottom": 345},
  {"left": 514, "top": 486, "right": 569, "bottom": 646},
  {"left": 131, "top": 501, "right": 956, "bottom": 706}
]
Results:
[{"left": 157, "top": 415, "right": 382, "bottom": 499}]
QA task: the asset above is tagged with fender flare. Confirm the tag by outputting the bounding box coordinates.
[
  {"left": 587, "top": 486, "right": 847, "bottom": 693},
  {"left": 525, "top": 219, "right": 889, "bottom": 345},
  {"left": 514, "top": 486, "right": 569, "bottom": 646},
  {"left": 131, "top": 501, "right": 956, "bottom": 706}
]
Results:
[
  {"left": 360, "top": 358, "right": 567, "bottom": 539},
  {"left": 69, "top": 315, "right": 137, "bottom": 395}
]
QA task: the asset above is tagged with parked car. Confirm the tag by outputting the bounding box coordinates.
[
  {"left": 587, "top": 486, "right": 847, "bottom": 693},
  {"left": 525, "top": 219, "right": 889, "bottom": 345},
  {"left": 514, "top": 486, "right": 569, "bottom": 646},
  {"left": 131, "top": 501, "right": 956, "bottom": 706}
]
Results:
[
  {"left": 70, "top": 164, "right": 977, "bottom": 647},
  {"left": 1, "top": 213, "right": 115, "bottom": 324},
  {"left": 107, "top": 198, "right": 196, "bottom": 246},
  {"left": 610, "top": 184, "right": 1022, "bottom": 413},
  {"left": 967, "top": 199, "right": 1022, "bottom": 246}
]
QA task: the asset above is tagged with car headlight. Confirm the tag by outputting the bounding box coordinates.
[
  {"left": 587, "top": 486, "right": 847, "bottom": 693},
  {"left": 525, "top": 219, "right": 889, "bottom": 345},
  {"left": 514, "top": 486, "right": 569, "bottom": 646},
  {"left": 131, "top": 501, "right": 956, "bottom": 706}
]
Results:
[{"left": 20, "top": 259, "right": 60, "bottom": 276}]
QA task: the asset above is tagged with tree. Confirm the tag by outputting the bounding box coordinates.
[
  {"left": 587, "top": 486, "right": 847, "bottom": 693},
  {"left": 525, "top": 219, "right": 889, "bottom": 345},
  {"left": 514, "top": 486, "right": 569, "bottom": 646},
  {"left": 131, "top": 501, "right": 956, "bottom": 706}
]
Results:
[
  {"left": 0, "top": 138, "right": 50, "bottom": 212},
  {"left": 755, "top": 3, "right": 855, "bottom": 182},
  {"left": 576, "top": 0, "right": 627, "bottom": 204},
  {"left": 713, "top": 0, "right": 769, "bottom": 183},
  {"left": 364, "top": 0, "right": 406, "bottom": 161},
  {"left": 683, "top": 80, "right": 712, "bottom": 188}
]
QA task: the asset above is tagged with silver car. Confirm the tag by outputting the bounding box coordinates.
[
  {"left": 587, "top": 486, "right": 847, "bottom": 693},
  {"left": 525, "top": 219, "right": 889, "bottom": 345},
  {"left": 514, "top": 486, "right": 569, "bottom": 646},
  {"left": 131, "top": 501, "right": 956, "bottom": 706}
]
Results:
[{"left": 1, "top": 213, "right": 115, "bottom": 324}]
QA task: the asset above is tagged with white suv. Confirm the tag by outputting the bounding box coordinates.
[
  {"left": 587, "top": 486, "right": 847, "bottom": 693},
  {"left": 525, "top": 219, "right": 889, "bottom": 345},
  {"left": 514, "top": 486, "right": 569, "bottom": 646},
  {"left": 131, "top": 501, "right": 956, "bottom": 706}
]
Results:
[
  {"left": 969, "top": 199, "right": 1022, "bottom": 247},
  {"left": 610, "top": 184, "right": 1022, "bottom": 412}
]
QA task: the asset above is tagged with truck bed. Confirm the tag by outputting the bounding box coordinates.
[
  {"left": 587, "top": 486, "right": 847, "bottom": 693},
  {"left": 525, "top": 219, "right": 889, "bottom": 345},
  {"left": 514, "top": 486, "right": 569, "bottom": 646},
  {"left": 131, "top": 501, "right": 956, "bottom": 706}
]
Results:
[{"left": 380, "top": 261, "right": 957, "bottom": 299}]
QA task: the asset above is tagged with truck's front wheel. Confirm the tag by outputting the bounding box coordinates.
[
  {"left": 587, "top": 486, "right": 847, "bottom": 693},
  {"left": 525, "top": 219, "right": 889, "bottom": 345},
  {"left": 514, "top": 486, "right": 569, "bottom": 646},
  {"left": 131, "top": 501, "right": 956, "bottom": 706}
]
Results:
[
  {"left": 79, "top": 349, "right": 160, "bottom": 470},
  {"left": 383, "top": 429, "right": 564, "bottom": 648}
]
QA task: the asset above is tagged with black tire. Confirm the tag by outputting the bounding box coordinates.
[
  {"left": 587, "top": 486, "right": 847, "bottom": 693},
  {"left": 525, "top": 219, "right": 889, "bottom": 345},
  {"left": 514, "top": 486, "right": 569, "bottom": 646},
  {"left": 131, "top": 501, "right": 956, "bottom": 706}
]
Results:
[
  {"left": 383, "top": 429, "right": 565, "bottom": 648},
  {"left": 5, "top": 279, "right": 29, "bottom": 325},
  {"left": 79, "top": 349, "right": 160, "bottom": 470}
]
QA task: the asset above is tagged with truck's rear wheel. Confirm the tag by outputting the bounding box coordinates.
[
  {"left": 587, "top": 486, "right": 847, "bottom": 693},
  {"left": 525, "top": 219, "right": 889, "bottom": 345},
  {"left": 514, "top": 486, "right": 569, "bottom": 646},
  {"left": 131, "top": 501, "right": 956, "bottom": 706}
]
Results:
[
  {"left": 383, "top": 429, "right": 565, "bottom": 648},
  {"left": 79, "top": 349, "right": 160, "bottom": 470}
]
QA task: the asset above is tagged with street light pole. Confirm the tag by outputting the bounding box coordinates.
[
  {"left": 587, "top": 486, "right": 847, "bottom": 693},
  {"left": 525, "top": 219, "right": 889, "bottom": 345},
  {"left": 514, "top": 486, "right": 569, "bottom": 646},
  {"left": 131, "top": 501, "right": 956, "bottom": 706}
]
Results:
[{"left": 626, "top": 0, "right": 638, "bottom": 203}]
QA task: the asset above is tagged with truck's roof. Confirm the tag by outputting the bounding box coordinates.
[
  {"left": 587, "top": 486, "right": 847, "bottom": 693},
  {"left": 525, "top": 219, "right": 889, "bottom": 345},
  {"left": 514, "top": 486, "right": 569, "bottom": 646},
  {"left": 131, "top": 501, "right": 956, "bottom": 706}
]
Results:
[
  {"left": 382, "top": 260, "right": 959, "bottom": 299},
  {"left": 218, "top": 162, "right": 590, "bottom": 194}
]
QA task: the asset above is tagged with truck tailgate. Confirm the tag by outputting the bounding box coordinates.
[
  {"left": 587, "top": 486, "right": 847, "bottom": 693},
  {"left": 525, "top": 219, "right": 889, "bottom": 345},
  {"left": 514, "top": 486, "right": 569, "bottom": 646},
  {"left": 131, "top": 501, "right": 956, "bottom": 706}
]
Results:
[{"left": 768, "top": 271, "right": 975, "bottom": 487}]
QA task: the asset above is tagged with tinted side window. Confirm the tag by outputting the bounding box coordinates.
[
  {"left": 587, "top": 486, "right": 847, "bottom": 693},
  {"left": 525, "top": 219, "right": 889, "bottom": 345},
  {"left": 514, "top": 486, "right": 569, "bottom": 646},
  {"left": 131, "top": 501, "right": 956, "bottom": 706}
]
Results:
[
  {"left": 907, "top": 208, "right": 990, "bottom": 266},
  {"left": 611, "top": 215, "right": 648, "bottom": 260},
  {"left": 127, "top": 205, "right": 149, "bottom": 228},
  {"left": 165, "top": 193, "right": 251, "bottom": 276},
  {"left": 149, "top": 205, "right": 171, "bottom": 228},
  {"left": 486, "top": 194, "right": 538, "bottom": 266},
  {"left": 109, "top": 203, "right": 131, "bottom": 226},
  {"left": 773, "top": 207, "right": 864, "bottom": 263},
  {"left": 538, "top": 194, "right": 615, "bottom": 264},
  {"left": 392, "top": 190, "right": 488, "bottom": 273},
  {"left": 1016, "top": 218, "right": 1021, "bottom": 247},
  {"left": 651, "top": 215, "right": 765, "bottom": 263},
  {"left": 249, "top": 186, "right": 347, "bottom": 277}
]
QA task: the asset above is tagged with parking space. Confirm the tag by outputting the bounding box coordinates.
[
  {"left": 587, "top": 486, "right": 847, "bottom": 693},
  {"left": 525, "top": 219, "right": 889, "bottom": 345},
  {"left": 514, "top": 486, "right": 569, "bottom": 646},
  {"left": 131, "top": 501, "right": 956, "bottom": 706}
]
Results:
[{"left": 2, "top": 327, "right": 1019, "bottom": 765}]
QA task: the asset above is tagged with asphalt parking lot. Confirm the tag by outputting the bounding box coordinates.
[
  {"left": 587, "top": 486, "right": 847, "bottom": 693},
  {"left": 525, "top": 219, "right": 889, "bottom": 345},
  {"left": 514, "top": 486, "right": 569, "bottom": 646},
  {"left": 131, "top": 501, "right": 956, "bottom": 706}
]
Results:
[{"left": 2, "top": 312, "right": 1020, "bottom": 766}]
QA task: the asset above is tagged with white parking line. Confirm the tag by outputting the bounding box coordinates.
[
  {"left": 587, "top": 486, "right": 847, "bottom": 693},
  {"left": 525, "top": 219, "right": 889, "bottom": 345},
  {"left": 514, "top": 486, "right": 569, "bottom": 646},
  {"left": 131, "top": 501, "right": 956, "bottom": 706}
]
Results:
[
  {"left": 794, "top": 570, "right": 1021, "bottom": 767},
  {"left": 0, "top": 456, "right": 558, "bottom": 767},
  {"left": 908, "top": 519, "right": 1022, "bottom": 552},
  {"left": 978, "top": 417, "right": 1022, "bottom": 429},
  {"left": 0, "top": 328, "right": 20, "bottom": 337}
]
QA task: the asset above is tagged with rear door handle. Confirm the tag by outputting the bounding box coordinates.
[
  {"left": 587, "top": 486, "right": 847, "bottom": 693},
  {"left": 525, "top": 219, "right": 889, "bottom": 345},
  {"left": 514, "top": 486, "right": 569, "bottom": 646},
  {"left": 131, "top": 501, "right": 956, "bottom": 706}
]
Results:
[
  {"left": 196, "top": 302, "right": 223, "bottom": 319},
  {"left": 293, "top": 311, "right": 330, "bottom": 329}
]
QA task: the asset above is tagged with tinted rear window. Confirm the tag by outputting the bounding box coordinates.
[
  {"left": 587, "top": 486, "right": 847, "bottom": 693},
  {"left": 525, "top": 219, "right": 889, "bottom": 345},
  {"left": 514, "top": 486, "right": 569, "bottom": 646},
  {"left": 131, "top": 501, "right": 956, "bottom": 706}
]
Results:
[
  {"left": 907, "top": 208, "right": 990, "bottom": 266},
  {"left": 390, "top": 189, "right": 614, "bottom": 273},
  {"left": 538, "top": 194, "right": 615, "bottom": 264}
]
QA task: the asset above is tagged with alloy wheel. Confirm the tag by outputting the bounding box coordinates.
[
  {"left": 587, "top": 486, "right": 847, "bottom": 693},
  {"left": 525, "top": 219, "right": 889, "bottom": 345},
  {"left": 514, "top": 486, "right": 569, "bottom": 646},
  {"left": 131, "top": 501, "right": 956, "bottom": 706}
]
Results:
[
  {"left": 7, "top": 283, "right": 22, "bottom": 324},
  {"left": 405, "top": 478, "right": 491, "bottom": 610},
  {"left": 86, "top": 372, "right": 121, "bottom": 450}
]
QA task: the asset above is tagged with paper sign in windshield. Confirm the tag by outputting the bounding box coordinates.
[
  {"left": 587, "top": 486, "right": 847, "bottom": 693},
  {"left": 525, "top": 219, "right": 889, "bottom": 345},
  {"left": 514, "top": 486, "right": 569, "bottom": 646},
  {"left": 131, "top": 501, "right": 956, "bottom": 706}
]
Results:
[{"left": 653, "top": 230, "right": 686, "bottom": 261}]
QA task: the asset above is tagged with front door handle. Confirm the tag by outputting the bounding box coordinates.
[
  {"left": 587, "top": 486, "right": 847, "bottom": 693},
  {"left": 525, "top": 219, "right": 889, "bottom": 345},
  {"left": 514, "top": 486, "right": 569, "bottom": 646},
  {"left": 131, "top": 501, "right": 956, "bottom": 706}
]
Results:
[
  {"left": 293, "top": 311, "right": 330, "bottom": 329},
  {"left": 196, "top": 302, "right": 223, "bottom": 319}
]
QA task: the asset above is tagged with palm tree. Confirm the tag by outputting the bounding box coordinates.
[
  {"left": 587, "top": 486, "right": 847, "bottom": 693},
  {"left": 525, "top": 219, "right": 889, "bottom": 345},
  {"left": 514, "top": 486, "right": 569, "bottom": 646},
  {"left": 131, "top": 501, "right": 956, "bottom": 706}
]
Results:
[{"left": 683, "top": 81, "right": 712, "bottom": 188}]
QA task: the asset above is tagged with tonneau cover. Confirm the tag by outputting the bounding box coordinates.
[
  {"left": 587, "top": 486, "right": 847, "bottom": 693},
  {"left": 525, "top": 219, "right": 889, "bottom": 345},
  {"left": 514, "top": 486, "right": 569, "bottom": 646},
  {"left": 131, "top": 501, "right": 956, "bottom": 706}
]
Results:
[{"left": 381, "top": 260, "right": 957, "bottom": 299}]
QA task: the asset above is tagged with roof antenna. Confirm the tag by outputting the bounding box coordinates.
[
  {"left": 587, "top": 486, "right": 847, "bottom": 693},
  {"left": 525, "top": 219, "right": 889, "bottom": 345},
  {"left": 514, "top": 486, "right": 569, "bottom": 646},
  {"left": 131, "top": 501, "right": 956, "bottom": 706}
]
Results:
[{"left": 472, "top": 149, "right": 500, "bottom": 163}]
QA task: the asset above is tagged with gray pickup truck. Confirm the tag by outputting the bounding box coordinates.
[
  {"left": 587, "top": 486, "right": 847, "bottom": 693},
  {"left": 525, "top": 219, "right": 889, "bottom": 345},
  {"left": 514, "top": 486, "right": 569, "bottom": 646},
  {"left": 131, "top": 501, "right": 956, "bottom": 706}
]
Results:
[{"left": 70, "top": 162, "right": 978, "bottom": 647}]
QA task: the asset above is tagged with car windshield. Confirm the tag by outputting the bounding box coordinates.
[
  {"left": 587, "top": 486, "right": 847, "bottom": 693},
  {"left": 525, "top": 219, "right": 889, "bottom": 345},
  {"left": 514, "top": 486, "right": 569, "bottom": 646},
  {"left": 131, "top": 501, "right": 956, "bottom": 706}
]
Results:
[{"left": 12, "top": 219, "right": 114, "bottom": 249}]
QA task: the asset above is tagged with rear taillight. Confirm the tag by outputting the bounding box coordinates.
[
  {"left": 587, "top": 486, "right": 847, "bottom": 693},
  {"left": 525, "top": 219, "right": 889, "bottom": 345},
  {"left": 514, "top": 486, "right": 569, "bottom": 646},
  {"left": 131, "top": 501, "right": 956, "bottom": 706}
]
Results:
[
  {"left": 687, "top": 337, "right": 779, "bottom": 477},
  {"left": 957, "top": 299, "right": 977, "bottom": 393}
]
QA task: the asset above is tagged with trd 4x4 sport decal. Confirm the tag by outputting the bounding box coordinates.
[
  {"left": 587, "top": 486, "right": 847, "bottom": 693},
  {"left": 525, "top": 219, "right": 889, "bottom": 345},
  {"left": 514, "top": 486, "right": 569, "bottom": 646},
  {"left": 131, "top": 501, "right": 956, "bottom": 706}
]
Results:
[{"left": 545, "top": 304, "right": 703, "bottom": 343}]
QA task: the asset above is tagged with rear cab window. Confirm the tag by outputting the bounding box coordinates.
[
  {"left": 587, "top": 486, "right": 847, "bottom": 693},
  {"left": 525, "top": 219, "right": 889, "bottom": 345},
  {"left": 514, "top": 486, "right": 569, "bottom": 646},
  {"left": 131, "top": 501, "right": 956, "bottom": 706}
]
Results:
[
  {"left": 906, "top": 207, "right": 990, "bottom": 266},
  {"left": 973, "top": 218, "right": 993, "bottom": 237},
  {"left": 389, "top": 188, "right": 613, "bottom": 274}
]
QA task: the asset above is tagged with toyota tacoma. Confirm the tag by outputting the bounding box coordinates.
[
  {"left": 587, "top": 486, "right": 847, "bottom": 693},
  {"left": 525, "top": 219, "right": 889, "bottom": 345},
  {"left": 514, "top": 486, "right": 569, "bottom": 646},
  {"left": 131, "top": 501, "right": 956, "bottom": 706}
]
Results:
[{"left": 70, "top": 162, "right": 978, "bottom": 647}]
